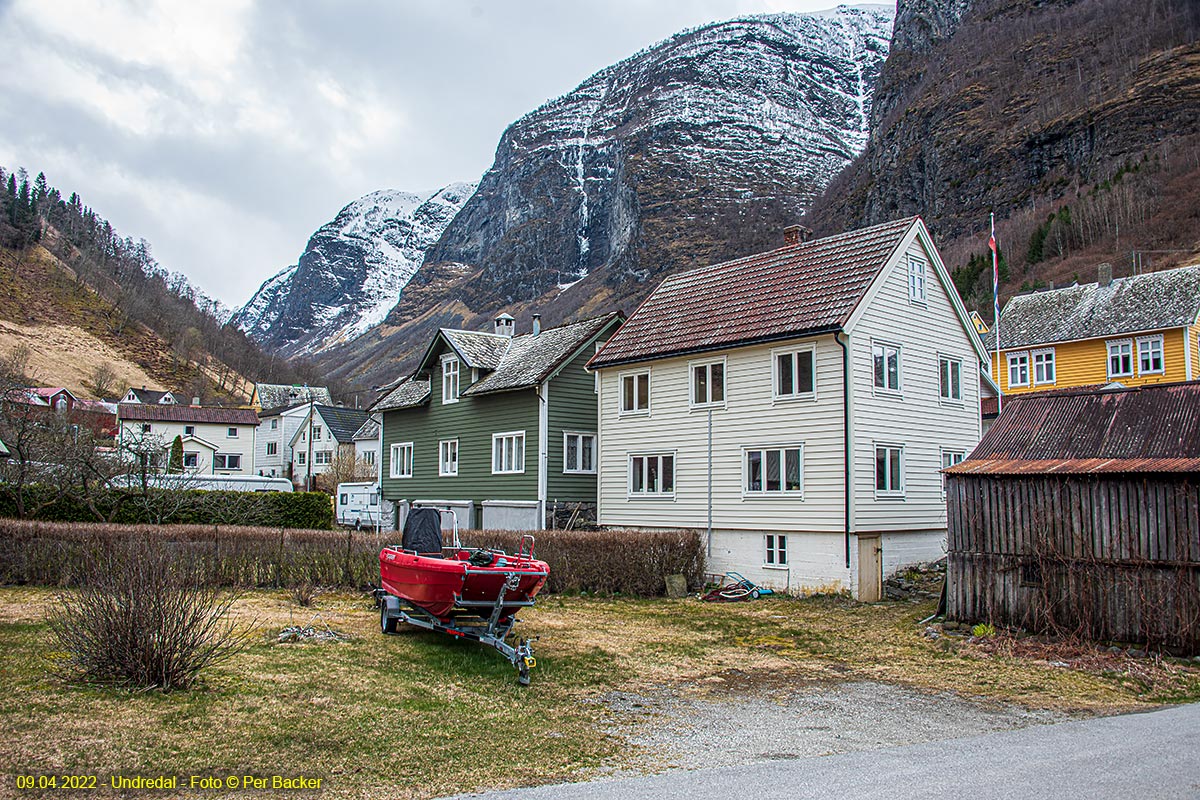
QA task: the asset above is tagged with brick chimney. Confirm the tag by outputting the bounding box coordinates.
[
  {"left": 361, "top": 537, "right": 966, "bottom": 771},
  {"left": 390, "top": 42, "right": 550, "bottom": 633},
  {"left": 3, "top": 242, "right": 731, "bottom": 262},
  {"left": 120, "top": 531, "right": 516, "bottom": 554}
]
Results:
[
  {"left": 1098, "top": 262, "right": 1113, "bottom": 287},
  {"left": 783, "top": 224, "right": 812, "bottom": 246}
]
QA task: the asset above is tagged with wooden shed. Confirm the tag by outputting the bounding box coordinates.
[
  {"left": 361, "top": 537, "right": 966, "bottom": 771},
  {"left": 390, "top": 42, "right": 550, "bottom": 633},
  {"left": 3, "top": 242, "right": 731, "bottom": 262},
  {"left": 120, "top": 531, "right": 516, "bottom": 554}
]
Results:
[{"left": 945, "top": 382, "right": 1200, "bottom": 652}]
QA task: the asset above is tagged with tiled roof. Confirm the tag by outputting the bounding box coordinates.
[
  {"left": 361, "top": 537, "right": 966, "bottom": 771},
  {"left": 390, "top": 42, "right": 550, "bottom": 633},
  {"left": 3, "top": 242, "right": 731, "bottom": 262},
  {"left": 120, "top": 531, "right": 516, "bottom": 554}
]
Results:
[
  {"left": 313, "top": 405, "right": 370, "bottom": 444},
  {"left": 117, "top": 404, "right": 259, "bottom": 425},
  {"left": 986, "top": 265, "right": 1200, "bottom": 350},
  {"left": 589, "top": 218, "right": 918, "bottom": 368},
  {"left": 372, "top": 377, "right": 431, "bottom": 412},
  {"left": 254, "top": 383, "right": 332, "bottom": 409},
  {"left": 463, "top": 313, "right": 622, "bottom": 395},
  {"left": 352, "top": 418, "right": 380, "bottom": 441},
  {"left": 442, "top": 330, "right": 511, "bottom": 369},
  {"left": 948, "top": 382, "right": 1200, "bottom": 475}
]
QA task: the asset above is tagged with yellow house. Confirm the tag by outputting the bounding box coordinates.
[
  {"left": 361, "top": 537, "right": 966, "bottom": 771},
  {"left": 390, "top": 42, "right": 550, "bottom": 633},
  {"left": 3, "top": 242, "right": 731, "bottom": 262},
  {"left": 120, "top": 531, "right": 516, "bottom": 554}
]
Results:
[{"left": 986, "top": 264, "right": 1200, "bottom": 394}]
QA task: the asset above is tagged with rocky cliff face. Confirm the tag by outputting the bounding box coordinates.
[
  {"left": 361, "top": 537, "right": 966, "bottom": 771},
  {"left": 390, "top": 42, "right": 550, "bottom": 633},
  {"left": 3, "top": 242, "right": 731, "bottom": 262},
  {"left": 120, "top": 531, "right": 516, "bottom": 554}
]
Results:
[
  {"left": 316, "top": 6, "right": 895, "bottom": 387},
  {"left": 232, "top": 183, "right": 475, "bottom": 358}
]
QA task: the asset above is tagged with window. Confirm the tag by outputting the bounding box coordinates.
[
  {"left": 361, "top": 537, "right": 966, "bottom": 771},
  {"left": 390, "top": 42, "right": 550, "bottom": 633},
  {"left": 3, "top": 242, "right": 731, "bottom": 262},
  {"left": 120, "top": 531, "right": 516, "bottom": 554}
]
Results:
[
  {"left": 314, "top": 450, "right": 332, "bottom": 465},
  {"left": 214, "top": 454, "right": 241, "bottom": 470},
  {"left": 1107, "top": 340, "right": 1133, "bottom": 377},
  {"left": 908, "top": 258, "right": 927, "bottom": 303},
  {"left": 390, "top": 442, "right": 413, "bottom": 478},
  {"left": 339, "top": 493, "right": 348, "bottom": 505},
  {"left": 271, "top": 419, "right": 278, "bottom": 430},
  {"left": 690, "top": 360, "right": 725, "bottom": 406},
  {"left": 873, "top": 342, "right": 901, "bottom": 392},
  {"left": 941, "top": 450, "right": 964, "bottom": 495},
  {"left": 1007, "top": 352, "right": 1030, "bottom": 387},
  {"left": 369, "top": 494, "right": 379, "bottom": 506},
  {"left": 184, "top": 425, "right": 195, "bottom": 436},
  {"left": 363, "top": 450, "right": 376, "bottom": 465},
  {"left": 492, "top": 432, "right": 525, "bottom": 474},
  {"left": 297, "top": 452, "right": 306, "bottom": 465},
  {"left": 140, "top": 423, "right": 152, "bottom": 433},
  {"left": 765, "top": 534, "right": 787, "bottom": 566},
  {"left": 439, "top": 439, "right": 459, "bottom": 476},
  {"left": 442, "top": 355, "right": 460, "bottom": 403},
  {"left": 1138, "top": 335, "right": 1164, "bottom": 375},
  {"left": 620, "top": 370, "right": 650, "bottom": 414},
  {"left": 266, "top": 442, "right": 277, "bottom": 456},
  {"left": 183, "top": 452, "right": 198, "bottom": 468},
  {"left": 939, "top": 356, "right": 962, "bottom": 401},
  {"left": 227, "top": 427, "right": 238, "bottom": 438},
  {"left": 629, "top": 453, "right": 675, "bottom": 496},
  {"left": 313, "top": 426, "right": 322, "bottom": 440},
  {"left": 1032, "top": 349, "right": 1056, "bottom": 385},
  {"left": 563, "top": 432, "right": 596, "bottom": 474},
  {"left": 744, "top": 446, "right": 803, "bottom": 495},
  {"left": 775, "top": 348, "right": 815, "bottom": 399},
  {"left": 875, "top": 445, "right": 904, "bottom": 497}
]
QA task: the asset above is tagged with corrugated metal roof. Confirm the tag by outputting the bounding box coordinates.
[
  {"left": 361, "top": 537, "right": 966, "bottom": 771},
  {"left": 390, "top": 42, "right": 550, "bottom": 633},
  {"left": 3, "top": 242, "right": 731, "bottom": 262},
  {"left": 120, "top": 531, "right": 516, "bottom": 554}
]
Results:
[
  {"left": 986, "top": 265, "right": 1200, "bottom": 350},
  {"left": 589, "top": 217, "right": 918, "bottom": 368},
  {"left": 950, "top": 382, "right": 1200, "bottom": 475},
  {"left": 117, "top": 404, "right": 260, "bottom": 425},
  {"left": 372, "top": 377, "right": 431, "bottom": 412},
  {"left": 463, "top": 313, "right": 622, "bottom": 395}
]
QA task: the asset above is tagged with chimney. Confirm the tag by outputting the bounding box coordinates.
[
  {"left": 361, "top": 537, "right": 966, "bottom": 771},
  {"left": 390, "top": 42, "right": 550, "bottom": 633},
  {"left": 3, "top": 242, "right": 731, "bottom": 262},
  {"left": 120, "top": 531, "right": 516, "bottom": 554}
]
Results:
[
  {"left": 494, "top": 313, "right": 515, "bottom": 338},
  {"left": 1098, "top": 262, "right": 1113, "bottom": 287},
  {"left": 532, "top": 313, "right": 541, "bottom": 336},
  {"left": 191, "top": 396, "right": 200, "bottom": 406},
  {"left": 783, "top": 224, "right": 812, "bottom": 246}
]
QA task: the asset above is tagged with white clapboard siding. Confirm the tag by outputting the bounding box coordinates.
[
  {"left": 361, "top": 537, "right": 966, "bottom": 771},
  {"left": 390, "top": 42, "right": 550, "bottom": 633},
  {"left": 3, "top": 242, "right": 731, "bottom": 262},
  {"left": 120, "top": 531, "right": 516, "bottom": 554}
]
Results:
[{"left": 847, "top": 233, "right": 983, "bottom": 538}]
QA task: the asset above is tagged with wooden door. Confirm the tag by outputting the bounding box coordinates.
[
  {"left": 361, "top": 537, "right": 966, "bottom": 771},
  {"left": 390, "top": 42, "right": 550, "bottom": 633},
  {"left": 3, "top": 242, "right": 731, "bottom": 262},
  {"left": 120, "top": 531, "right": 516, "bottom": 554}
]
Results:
[{"left": 858, "top": 535, "right": 882, "bottom": 602}]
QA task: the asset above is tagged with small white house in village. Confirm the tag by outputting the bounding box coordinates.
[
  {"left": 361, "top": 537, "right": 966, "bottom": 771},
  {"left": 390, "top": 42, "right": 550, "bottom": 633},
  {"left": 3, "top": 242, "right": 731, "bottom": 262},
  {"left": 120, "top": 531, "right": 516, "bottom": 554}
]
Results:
[
  {"left": 288, "top": 404, "right": 370, "bottom": 489},
  {"left": 256, "top": 403, "right": 313, "bottom": 479},
  {"left": 352, "top": 416, "right": 381, "bottom": 473},
  {"left": 116, "top": 404, "right": 259, "bottom": 475},
  {"left": 588, "top": 217, "right": 988, "bottom": 599}
]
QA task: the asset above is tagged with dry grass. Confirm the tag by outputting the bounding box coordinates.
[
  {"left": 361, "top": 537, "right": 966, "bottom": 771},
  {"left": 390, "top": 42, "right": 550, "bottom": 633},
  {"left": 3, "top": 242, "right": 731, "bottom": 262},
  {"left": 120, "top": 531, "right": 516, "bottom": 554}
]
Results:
[{"left": 1, "top": 588, "right": 1197, "bottom": 799}]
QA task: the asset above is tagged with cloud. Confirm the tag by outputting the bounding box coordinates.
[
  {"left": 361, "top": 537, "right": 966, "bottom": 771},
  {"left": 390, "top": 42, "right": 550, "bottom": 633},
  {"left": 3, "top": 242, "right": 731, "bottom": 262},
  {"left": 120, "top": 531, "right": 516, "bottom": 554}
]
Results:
[{"left": 0, "top": 0, "right": 848, "bottom": 307}]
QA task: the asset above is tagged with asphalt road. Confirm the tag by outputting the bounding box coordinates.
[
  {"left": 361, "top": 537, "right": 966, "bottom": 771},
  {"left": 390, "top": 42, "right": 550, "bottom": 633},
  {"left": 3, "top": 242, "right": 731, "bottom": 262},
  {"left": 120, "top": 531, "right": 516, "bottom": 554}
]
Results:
[{"left": 449, "top": 703, "right": 1200, "bottom": 799}]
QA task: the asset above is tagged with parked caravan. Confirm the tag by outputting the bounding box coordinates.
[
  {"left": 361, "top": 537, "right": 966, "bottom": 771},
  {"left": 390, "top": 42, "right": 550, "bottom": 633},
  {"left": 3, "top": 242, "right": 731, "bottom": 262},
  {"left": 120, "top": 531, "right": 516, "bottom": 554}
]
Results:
[{"left": 337, "top": 481, "right": 382, "bottom": 529}]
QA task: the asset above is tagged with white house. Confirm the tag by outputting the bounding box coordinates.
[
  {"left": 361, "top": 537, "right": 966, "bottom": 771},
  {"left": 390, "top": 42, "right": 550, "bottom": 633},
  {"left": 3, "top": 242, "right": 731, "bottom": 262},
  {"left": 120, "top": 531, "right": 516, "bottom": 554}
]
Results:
[
  {"left": 255, "top": 402, "right": 313, "bottom": 479},
  {"left": 288, "top": 404, "right": 369, "bottom": 489},
  {"left": 588, "top": 217, "right": 988, "bottom": 599},
  {"left": 116, "top": 404, "right": 259, "bottom": 475},
  {"left": 120, "top": 387, "right": 178, "bottom": 405},
  {"left": 352, "top": 416, "right": 381, "bottom": 473}
]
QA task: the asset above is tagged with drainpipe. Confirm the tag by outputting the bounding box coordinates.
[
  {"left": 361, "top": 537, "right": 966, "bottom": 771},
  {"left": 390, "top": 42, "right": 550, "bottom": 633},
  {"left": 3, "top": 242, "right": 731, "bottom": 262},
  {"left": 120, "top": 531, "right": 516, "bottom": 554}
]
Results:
[
  {"left": 706, "top": 406, "right": 713, "bottom": 559},
  {"left": 836, "top": 332, "right": 851, "bottom": 569}
]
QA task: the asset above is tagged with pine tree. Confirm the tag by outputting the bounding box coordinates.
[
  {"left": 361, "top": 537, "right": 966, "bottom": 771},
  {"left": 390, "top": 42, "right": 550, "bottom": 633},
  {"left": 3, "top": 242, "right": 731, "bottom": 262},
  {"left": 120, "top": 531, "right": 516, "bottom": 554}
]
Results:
[{"left": 169, "top": 435, "right": 184, "bottom": 473}]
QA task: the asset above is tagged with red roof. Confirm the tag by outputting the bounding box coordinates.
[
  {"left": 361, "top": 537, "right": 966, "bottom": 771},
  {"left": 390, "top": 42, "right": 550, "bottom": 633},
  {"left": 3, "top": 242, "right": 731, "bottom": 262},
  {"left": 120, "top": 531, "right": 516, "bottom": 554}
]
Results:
[
  {"left": 590, "top": 217, "right": 919, "bottom": 368},
  {"left": 117, "top": 403, "right": 259, "bottom": 426},
  {"left": 948, "top": 382, "right": 1200, "bottom": 475}
]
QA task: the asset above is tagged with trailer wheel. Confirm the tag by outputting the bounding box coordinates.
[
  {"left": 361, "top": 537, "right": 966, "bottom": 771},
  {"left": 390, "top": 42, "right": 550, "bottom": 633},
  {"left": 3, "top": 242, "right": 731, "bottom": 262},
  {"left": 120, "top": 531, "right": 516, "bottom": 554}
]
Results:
[{"left": 380, "top": 602, "right": 399, "bottom": 634}]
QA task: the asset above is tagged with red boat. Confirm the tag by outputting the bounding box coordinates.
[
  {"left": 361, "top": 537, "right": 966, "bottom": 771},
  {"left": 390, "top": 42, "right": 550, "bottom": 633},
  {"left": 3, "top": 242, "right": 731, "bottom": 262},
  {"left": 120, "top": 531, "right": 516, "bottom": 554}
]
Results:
[{"left": 377, "top": 508, "right": 549, "bottom": 684}]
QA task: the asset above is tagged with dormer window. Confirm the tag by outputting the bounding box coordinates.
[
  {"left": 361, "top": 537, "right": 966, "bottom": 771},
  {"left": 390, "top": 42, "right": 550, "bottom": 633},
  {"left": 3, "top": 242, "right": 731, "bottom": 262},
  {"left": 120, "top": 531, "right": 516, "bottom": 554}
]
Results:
[{"left": 442, "top": 355, "right": 460, "bottom": 404}]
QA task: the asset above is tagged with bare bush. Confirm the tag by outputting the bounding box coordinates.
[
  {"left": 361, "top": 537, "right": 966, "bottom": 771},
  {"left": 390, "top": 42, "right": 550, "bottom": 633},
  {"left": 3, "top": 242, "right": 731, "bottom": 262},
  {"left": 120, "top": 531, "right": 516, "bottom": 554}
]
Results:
[{"left": 49, "top": 538, "right": 252, "bottom": 690}]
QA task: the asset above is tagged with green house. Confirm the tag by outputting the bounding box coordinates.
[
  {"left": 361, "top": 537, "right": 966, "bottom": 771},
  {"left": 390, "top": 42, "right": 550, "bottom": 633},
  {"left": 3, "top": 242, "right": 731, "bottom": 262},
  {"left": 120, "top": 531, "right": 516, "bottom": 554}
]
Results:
[{"left": 375, "top": 312, "right": 623, "bottom": 531}]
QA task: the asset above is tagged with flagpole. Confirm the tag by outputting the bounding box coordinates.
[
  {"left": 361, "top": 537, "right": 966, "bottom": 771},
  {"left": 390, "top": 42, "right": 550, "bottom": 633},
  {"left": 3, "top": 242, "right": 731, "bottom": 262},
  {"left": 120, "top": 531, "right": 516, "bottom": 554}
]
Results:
[{"left": 991, "top": 212, "right": 1002, "bottom": 414}]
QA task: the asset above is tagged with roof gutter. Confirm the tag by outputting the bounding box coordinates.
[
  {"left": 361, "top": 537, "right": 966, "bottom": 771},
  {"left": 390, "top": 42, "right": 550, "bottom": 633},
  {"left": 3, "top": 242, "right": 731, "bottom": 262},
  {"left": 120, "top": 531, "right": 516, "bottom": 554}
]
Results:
[{"left": 589, "top": 324, "right": 843, "bottom": 371}]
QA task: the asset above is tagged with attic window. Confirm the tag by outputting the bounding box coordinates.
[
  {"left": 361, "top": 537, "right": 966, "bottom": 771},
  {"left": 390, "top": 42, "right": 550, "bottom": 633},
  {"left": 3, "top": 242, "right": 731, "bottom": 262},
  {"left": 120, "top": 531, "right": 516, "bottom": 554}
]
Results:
[
  {"left": 442, "top": 355, "right": 460, "bottom": 404},
  {"left": 908, "top": 258, "right": 927, "bottom": 303}
]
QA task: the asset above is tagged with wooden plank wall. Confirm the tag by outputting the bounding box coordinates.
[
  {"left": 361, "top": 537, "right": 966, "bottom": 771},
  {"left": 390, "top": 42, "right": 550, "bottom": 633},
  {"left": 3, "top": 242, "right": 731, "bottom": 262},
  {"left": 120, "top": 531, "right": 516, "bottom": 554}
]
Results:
[{"left": 946, "top": 474, "right": 1200, "bottom": 652}]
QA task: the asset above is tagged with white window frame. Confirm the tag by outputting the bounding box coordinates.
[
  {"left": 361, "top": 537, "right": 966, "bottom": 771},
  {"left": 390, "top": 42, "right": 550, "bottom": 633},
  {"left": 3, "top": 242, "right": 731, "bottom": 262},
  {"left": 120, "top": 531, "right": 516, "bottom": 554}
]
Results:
[
  {"left": 742, "top": 444, "right": 804, "bottom": 497},
  {"left": 1007, "top": 351, "right": 1030, "bottom": 388},
  {"left": 627, "top": 452, "right": 676, "bottom": 498},
  {"left": 227, "top": 427, "right": 238, "bottom": 438},
  {"left": 908, "top": 257, "right": 927, "bottom": 303},
  {"left": 1137, "top": 335, "right": 1164, "bottom": 375},
  {"left": 765, "top": 534, "right": 788, "bottom": 567},
  {"left": 1032, "top": 348, "right": 1056, "bottom": 386},
  {"left": 872, "top": 341, "right": 903, "bottom": 394},
  {"left": 492, "top": 431, "right": 525, "bottom": 474},
  {"left": 1107, "top": 339, "right": 1134, "bottom": 378},
  {"left": 297, "top": 452, "right": 306, "bottom": 465},
  {"left": 390, "top": 442, "right": 413, "bottom": 479},
  {"left": 773, "top": 345, "right": 816, "bottom": 401},
  {"left": 941, "top": 449, "right": 965, "bottom": 497},
  {"left": 363, "top": 450, "right": 376, "bottom": 466},
  {"left": 938, "top": 355, "right": 963, "bottom": 402},
  {"left": 874, "top": 443, "right": 905, "bottom": 498},
  {"left": 439, "top": 438, "right": 459, "bottom": 477},
  {"left": 184, "top": 425, "right": 195, "bottom": 436},
  {"left": 214, "top": 453, "right": 241, "bottom": 471},
  {"left": 182, "top": 452, "right": 199, "bottom": 469},
  {"left": 271, "top": 419, "right": 278, "bottom": 430},
  {"left": 266, "top": 441, "right": 277, "bottom": 456},
  {"left": 313, "top": 426, "right": 322, "bottom": 440},
  {"left": 563, "top": 431, "right": 597, "bottom": 474},
  {"left": 618, "top": 369, "right": 651, "bottom": 416},
  {"left": 314, "top": 450, "right": 332, "bottom": 466},
  {"left": 689, "top": 358, "right": 726, "bottom": 408},
  {"left": 441, "top": 354, "right": 460, "bottom": 404}
]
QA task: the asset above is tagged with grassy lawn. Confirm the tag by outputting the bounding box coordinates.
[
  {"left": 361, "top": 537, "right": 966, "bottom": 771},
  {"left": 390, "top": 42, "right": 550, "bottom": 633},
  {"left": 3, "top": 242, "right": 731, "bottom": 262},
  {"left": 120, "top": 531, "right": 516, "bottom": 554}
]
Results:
[{"left": 1, "top": 587, "right": 1197, "bottom": 799}]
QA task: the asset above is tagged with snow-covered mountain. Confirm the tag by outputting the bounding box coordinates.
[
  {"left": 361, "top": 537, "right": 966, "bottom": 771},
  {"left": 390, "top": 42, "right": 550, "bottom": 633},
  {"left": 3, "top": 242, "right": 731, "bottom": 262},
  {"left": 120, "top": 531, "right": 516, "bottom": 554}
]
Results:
[{"left": 232, "top": 183, "right": 475, "bottom": 357}]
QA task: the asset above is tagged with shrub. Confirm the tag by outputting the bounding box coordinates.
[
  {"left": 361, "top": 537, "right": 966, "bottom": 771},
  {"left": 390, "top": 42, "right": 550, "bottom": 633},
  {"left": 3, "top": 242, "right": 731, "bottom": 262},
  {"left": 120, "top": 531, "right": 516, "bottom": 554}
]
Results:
[
  {"left": 465, "top": 528, "right": 705, "bottom": 596},
  {"left": 49, "top": 538, "right": 250, "bottom": 690}
]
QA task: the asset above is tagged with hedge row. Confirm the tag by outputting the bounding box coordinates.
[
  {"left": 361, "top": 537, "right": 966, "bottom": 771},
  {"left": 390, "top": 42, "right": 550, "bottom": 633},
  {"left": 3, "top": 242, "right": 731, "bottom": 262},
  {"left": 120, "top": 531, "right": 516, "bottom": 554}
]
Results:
[
  {"left": 0, "top": 520, "right": 705, "bottom": 597},
  {"left": 0, "top": 486, "right": 333, "bottom": 529}
]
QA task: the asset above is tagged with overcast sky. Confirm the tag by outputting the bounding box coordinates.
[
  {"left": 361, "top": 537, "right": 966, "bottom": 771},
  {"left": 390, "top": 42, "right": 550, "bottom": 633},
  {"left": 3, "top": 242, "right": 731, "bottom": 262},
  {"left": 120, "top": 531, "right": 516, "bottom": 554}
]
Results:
[{"left": 0, "top": 0, "right": 873, "bottom": 309}]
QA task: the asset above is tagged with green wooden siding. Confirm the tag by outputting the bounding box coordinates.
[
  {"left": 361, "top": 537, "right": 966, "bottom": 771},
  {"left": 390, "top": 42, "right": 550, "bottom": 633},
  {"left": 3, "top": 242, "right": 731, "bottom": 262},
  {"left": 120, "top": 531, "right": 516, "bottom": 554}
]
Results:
[
  {"left": 381, "top": 342, "right": 539, "bottom": 507},
  {"left": 547, "top": 339, "right": 606, "bottom": 501}
]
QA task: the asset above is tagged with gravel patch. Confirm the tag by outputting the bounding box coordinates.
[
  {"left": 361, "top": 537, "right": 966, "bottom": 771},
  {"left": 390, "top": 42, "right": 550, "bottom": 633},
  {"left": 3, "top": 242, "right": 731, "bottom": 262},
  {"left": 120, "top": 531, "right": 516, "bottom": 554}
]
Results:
[{"left": 592, "top": 680, "right": 1071, "bottom": 770}]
